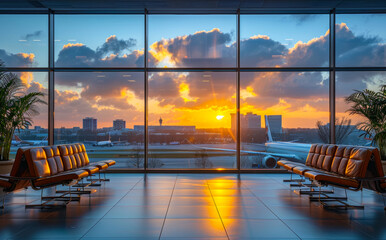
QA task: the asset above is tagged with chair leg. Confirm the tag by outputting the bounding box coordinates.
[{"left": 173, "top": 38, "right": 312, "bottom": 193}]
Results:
[
  {"left": 316, "top": 189, "right": 364, "bottom": 210},
  {"left": 0, "top": 193, "right": 6, "bottom": 209},
  {"left": 283, "top": 173, "right": 305, "bottom": 183},
  {"left": 86, "top": 171, "right": 110, "bottom": 182},
  {"left": 26, "top": 186, "right": 80, "bottom": 209}
]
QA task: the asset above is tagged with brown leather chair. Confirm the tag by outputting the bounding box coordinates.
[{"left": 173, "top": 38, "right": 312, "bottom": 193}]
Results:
[{"left": 24, "top": 147, "right": 88, "bottom": 189}]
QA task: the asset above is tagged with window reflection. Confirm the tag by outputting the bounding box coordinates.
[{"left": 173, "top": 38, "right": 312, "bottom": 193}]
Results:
[
  {"left": 148, "top": 72, "right": 236, "bottom": 169},
  {"left": 9, "top": 72, "right": 48, "bottom": 159},
  {"left": 54, "top": 72, "right": 144, "bottom": 169},
  {"left": 336, "top": 14, "right": 386, "bottom": 67},
  {"left": 240, "top": 72, "right": 329, "bottom": 169},
  {"left": 336, "top": 71, "right": 386, "bottom": 146},
  {"left": 0, "top": 15, "right": 48, "bottom": 67},
  {"left": 148, "top": 15, "right": 236, "bottom": 68},
  {"left": 240, "top": 14, "right": 329, "bottom": 67},
  {"left": 55, "top": 15, "right": 144, "bottom": 67}
]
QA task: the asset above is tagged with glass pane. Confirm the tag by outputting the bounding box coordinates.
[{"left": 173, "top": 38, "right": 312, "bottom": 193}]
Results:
[
  {"left": 55, "top": 15, "right": 144, "bottom": 68},
  {"left": 240, "top": 72, "right": 329, "bottom": 169},
  {"left": 336, "top": 14, "right": 386, "bottom": 67},
  {"left": 0, "top": 15, "right": 48, "bottom": 67},
  {"left": 336, "top": 71, "right": 386, "bottom": 146},
  {"left": 241, "top": 14, "right": 329, "bottom": 67},
  {"left": 54, "top": 72, "right": 144, "bottom": 169},
  {"left": 148, "top": 15, "right": 236, "bottom": 68},
  {"left": 148, "top": 72, "right": 236, "bottom": 169},
  {"left": 10, "top": 72, "right": 48, "bottom": 159}
]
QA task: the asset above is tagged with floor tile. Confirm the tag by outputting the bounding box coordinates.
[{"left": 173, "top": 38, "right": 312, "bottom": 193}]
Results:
[
  {"left": 161, "top": 219, "right": 227, "bottom": 238},
  {"left": 167, "top": 205, "right": 220, "bottom": 219},
  {"left": 222, "top": 218, "right": 298, "bottom": 239},
  {"left": 283, "top": 219, "right": 372, "bottom": 239},
  {"left": 84, "top": 218, "right": 164, "bottom": 238},
  {"left": 104, "top": 205, "right": 168, "bottom": 218},
  {"left": 217, "top": 205, "right": 278, "bottom": 219}
]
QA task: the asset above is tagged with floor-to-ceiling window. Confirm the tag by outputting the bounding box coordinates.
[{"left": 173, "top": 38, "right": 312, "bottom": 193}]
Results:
[
  {"left": 147, "top": 15, "right": 236, "bottom": 169},
  {"left": 335, "top": 13, "right": 386, "bottom": 146},
  {"left": 1, "top": 10, "right": 385, "bottom": 170}
]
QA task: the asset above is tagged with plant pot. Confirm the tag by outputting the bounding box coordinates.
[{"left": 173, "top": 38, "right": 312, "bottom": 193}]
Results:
[{"left": 0, "top": 160, "right": 14, "bottom": 175}]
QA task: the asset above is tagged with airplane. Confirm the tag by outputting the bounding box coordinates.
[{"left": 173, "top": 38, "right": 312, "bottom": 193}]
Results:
[
  {"left": 199, "top": 115, "right": 312, "bottom": 168},
  {"left": 93, "top": 140, "right": 113, "bottom": 147},
  {"left": 11, "top": 135, "right": 48, "bottom": 146},
  {"left": 92, "top": 133, "right": 114, "bottom": 147}
]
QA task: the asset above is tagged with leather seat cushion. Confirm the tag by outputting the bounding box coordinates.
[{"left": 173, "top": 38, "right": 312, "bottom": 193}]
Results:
[
  {"left": 79, "top": 165, "right": 100, "bottom": 175},
  {"left": 304, "top": 171, "right": 359, "bottom": 188},
  {"left": 90, "top": 162, "right": 109, "bottom": 170},
  {"left": 277, "top": 160, "right": 292, "bottom": 166},
  {"left": 292, "top": 166, "right": 314, "bottom": 175},
  {"left": 34, "top": 170, "right": 88, "bottom": 187},
  {"left": 103, "top": 160, "right": 116, "bottom": 166}
]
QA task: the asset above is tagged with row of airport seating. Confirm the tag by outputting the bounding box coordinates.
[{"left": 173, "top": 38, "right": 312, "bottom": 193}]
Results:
[
  {"left": 0, "top": 143, "right": 115, "bottom": 208},
  {"left": 278, "top": 144, "right": 386, "bottom": 209}
]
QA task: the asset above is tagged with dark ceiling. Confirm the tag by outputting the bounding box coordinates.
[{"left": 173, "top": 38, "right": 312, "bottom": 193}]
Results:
[{"left": 1, "top": 0, "right": 386, "bottom": 11}]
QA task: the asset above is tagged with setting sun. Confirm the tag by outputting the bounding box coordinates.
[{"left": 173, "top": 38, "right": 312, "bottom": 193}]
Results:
[{"left": 216, "top": 115, "right": 224, "bottom": 120}]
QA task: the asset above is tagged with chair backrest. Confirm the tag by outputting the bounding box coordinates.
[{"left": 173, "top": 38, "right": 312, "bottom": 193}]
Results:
[
  {"left": 43, "top": 147, "right": 59, "bottom": 175},
  {"left": 8, "top": 148, "right": 32, "bottom": 191},
  {"left": 307, "top": 144, "right": 376, "bottom": 179},
  {"left": 24, "top": 147, "right": 50, "bottom": 178},
  {"left": 71, "top": 144, "right": 83, "bottom": 167},
  {"left": 42, "top": 146, "right": 64, "bottom": 175},
  {"left": 75, "top": 143, "right": 88, "bottom": 166},
  {"left": 361, "top": 148, "right": 384, "bottom": 191},
  {"left": 306, "top": 144, "right": 337, "bottom": 171},
  {"left": 79, "top": 144, "right": 90, "bottom": 165},
  {"left": 58, "top": 145, "right": 73, "bottom": 171},
  {"left": 51, "top": 146, "right": 65, "bottom": 173},
  {"left": 331, "top": 146, "right": 354, "bottom": 175}
]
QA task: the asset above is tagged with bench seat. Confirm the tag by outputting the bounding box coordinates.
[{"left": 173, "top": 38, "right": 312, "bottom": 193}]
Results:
[
  {"left": 303, "top": 170, "right": 360, "bottom": 188},
  {"left": 34, "top": 170, "right": 89, "bottom": 188}
]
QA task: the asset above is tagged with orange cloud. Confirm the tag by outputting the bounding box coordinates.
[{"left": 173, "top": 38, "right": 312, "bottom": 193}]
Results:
[
  {"left": 63, "top": 43, "right": 85, "bottom": 49},
  {"left": 179, "top": 82, "right": 198, "bottom": 102},
  {"left": 17, "top": 53, "right": 35, "bottom": 62},
  {"left": 250, "top": 35, "right": 270, "bottom": 40},
  {"left": 19, "top": 72, "right": 34, "bottom": 87},
  {"left": 105, "top": 35, "right": 117, "bottom": 42},
  {"left": 288, "top": 31, "right": 329, "bottom": 55}
]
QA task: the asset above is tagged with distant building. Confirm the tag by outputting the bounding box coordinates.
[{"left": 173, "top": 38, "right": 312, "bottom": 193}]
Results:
[
  {"left": 72, "top": 127, "right": 80, "bottom": 132},
  {"left": 113, "top": 119, "right": 126, "bottom": 130},
  {"left": 245, "top": 112, "right": 261, "bottom": 129},
  {"left": 266, "top": 115, "right": 282, "bottom": 134},
  {"left": 134, "top": 125, "right": 196, "bottom": 132},
  {"left": 231, "top": 113, "right": 261, "bottom": 132},
  {"left": 83, "top": 117, "right": 97, "bottom": 132}
]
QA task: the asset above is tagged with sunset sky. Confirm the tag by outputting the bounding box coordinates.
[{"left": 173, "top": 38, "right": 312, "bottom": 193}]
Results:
[{"left": 1, "top": 14, "right": 385, "bottom": 129}]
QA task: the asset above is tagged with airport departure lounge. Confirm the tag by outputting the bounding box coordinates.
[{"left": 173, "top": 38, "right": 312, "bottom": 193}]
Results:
[{"left": 0, "top": 0, "right": 386, "bottom": 239}]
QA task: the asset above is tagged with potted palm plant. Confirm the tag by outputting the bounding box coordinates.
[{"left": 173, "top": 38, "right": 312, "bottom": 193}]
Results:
[
  {"left": 0, "top": 62, "right": 46, "bottom": 174},
  {"left": 345, "top": 85, "right": 386, "bottom": 174}
]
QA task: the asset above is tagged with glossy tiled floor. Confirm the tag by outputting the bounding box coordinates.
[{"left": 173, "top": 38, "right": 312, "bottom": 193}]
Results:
[{"left": 1, "top": 173, "right": 386, "bottom": 240}]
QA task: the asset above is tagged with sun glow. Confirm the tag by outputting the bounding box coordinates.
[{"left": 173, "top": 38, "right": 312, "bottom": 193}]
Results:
[{"left": 216, "top": 115, "right": 224, "bottom": 120}]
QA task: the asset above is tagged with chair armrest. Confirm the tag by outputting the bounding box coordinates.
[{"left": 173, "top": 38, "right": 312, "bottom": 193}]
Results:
[
  {"left": 354, "top": 176, "right": 386, "bottom": 182},
  {"left": 0, "top": 174, "right": 39, "bottom": 181}
]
